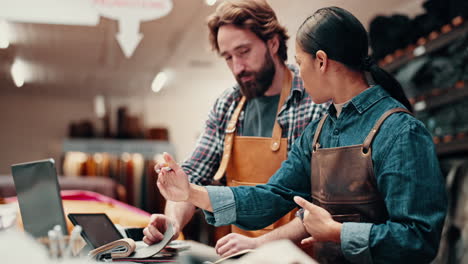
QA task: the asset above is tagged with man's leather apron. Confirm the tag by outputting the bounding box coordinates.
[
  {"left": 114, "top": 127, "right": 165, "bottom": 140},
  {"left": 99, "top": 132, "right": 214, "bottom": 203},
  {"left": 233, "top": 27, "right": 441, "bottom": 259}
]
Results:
[
  {"left": 310, "top": 108, "right": 411, "bottom": 263},
  {"left": 212, "top": 68, "right": 297, "bottom": 238}
]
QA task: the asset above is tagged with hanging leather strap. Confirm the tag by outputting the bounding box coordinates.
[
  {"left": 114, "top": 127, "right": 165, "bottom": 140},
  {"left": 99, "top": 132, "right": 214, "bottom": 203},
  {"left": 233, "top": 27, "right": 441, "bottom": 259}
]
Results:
[
  {"left": 213, "top": 68, "right": 293, "bottom": 181},
  {"left": 312, "top": 114, "right": 328, "bottom": 151}
]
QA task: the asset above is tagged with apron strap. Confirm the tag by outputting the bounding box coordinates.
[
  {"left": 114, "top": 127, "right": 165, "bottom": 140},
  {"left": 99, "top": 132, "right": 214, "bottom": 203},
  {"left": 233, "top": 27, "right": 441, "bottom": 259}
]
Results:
[
  {"left": 213, "top": 96, "right": 247, "bottom": 181},
  {"left": 362, "top": 107, "right": 412, "bottom": 152},
  {"left": 270, "top": 68, "right": 293, "bottom": 151},
  {"left": 213, "top": 67, "right": 293, "bottom": 182},
  {"left": 312, "top": 114, "right": 328, "bottom": 151}
]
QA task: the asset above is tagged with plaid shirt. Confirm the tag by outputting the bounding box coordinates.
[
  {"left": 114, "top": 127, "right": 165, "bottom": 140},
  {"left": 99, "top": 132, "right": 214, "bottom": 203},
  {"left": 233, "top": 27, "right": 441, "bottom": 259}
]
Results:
[{"left": 182, "top": 65, "right": 328, "bottom": 185}]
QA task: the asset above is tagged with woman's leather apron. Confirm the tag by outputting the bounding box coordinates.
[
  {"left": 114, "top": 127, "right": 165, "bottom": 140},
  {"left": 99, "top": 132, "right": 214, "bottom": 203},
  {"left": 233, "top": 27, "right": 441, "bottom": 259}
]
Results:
[
  {"left": 310, "top": 107, "right": 411, "bottom": 263},
  {"left": 212, "top": 68, "right": 297, "bottom": 238}
]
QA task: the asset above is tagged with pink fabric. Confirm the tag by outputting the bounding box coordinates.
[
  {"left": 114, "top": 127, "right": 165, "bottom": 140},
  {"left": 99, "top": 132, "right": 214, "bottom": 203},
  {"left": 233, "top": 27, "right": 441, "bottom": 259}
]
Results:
[
  {"left": 61, "top": 190, "right": 151, "bottom": 217},
  {"left": 4, "top": 196, "right": 17, "bottom": 203},
  {"left": 5, "top": 190, "right": 150, "bottom": 217}
]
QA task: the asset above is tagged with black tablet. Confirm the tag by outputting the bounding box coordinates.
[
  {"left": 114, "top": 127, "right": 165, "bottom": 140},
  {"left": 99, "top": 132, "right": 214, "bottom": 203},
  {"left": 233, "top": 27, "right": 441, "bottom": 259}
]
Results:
[{"left": 68, "top": 213, "right": 124, "bottom": 249}]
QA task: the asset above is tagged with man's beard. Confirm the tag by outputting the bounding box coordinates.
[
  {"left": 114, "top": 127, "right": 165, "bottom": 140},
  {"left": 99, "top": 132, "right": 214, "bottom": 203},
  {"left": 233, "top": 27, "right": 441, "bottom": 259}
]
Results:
[{"left": 236, "top": 51, "right": 276, "bottom": 100}]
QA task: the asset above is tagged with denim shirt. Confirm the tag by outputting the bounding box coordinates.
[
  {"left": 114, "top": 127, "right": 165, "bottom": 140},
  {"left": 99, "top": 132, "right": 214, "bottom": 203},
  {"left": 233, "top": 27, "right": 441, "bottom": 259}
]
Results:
[{"left": 204, "top": 85, "right": 447, "bottom": 263}]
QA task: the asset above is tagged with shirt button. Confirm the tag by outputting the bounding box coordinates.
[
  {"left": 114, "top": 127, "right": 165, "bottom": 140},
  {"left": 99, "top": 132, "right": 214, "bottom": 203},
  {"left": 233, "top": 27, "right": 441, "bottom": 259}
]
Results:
[{"left": 333, "top": 129, "right": 339, "bottom": 135}]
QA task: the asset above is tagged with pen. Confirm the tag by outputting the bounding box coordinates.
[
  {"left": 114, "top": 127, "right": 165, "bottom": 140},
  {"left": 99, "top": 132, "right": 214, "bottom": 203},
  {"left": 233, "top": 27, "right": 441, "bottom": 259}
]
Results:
[{"left": 156, "top": 163, "right": 173, "bottom": 173}]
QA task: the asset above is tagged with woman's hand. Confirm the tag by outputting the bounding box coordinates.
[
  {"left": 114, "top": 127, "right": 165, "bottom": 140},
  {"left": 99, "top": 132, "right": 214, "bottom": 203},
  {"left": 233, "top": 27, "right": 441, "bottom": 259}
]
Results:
[
  {"left": 156, "top": 152, "right": 190, "bottom": 202},
  {"left": 294, "top": 196, "right": 342, "bottom": 243}
]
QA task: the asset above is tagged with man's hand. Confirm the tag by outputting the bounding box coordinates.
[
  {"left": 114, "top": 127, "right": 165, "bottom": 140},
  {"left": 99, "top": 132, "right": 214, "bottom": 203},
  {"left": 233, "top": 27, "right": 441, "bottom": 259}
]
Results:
[
  {"left": 142, "top": 214, "right": 180, "bottom": 245},
  {"left": 293, "top": 196, "right": 342, "bottom": 243},
  {"left": 156, "top": 152, "right": 190, "bottom": 202},
  {"left": 215, "top": 233, "right": 259, "bottom": 257}
]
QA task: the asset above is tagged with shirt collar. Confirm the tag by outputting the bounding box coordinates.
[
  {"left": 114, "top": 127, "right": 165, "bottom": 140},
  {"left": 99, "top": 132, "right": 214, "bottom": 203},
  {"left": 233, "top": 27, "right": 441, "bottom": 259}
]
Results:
[{"left": 350, "top": 85, "right": 390, "bottom": 114}]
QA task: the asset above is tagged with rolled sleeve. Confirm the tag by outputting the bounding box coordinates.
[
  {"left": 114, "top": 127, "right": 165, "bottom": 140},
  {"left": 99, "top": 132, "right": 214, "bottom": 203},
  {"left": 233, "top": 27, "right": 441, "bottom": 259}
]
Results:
[
  {"left": 202, "top": 186, "right": 236, "bottom": 226},
  {"left": 341, "top": 222, "right": 373, "bottom": 264}
]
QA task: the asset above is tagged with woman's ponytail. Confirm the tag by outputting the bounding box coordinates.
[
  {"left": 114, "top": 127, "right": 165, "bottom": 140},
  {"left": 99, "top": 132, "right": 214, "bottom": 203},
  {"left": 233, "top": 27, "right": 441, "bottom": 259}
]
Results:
[{"left": 367, "top": 61, "right": 413, "bottom": 112}]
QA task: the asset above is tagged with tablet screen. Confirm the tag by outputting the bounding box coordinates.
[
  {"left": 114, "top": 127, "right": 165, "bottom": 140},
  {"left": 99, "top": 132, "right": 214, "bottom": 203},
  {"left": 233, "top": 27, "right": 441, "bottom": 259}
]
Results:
[{"left": 68, "top": 213, "right": 123, "bottom": 248}]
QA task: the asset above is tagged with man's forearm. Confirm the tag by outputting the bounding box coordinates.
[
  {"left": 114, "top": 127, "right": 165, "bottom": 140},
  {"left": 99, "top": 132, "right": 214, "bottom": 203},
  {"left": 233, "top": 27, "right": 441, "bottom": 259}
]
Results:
[
  {"left": 164, "top": 200, "right": 197, "bottom": 232},
  {"left": 255, "top": 217, "right": 308, "bottom": 244}
]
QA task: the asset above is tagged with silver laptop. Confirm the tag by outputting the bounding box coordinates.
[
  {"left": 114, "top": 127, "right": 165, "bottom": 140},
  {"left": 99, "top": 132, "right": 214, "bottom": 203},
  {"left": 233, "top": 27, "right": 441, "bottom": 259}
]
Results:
[{"left": 11, "top": 159, "right": 68, "bottom": 238}]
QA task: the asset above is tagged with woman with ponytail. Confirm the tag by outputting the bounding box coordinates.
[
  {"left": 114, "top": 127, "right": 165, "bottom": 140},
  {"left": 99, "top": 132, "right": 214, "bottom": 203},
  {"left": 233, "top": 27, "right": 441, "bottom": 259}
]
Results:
[{"left": 156, "top": 6, "right": 447, "bottom": 263}]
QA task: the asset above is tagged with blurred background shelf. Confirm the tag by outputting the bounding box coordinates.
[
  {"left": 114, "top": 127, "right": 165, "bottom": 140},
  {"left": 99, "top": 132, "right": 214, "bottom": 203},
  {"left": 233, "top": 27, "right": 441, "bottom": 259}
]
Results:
[
  {"left": 381, "top": 18, "right": 468, "bottom": 73},
  {"left": 62, "top": 139, "right": 175, "bottom": 159},
  {"left": 436, "top": 135, "right": 468, "bottom": 157},
  {"left": 62, "top": 139, "right": 176, "bottom": 213},
  {"left": 412, "top": 81, "right": 468, "bottom": 112}
]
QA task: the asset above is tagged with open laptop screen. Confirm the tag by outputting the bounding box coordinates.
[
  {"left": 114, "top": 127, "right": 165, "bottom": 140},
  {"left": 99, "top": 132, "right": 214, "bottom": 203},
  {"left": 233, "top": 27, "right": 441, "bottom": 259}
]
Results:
[{"left": 11, "top": 159, "right": 68, "bottom": 238}]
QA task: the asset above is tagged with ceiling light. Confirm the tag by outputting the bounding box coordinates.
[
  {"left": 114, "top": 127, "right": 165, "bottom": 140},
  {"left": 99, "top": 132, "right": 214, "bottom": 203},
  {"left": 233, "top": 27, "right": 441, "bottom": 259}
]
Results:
[
  {"left": 94, "top": 95, "right": 106, "bottom": 118},
  {"left": 11, "top": 59, "right": 26, "bottom": 88},
  {"left": 151, "top": 71, "right": 168, "bottom": 93},
  {"left": 205, "top": 0, "right": 217, "bottom": 6},
  {"left": 0, "top": 20, "right": 10, "bottom": 49}
]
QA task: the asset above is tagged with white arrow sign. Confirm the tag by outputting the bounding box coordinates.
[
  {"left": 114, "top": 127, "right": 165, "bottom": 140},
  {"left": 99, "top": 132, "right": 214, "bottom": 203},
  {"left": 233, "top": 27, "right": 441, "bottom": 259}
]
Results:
[
  {"left": 116, "top": 18, "right": 143, "bottom": 58},
  {"left": 94, "top": 0, "right": 173, "bottom": 58},
  {"left": 0, "top": 0, "right": 173, "bottom": 58}
]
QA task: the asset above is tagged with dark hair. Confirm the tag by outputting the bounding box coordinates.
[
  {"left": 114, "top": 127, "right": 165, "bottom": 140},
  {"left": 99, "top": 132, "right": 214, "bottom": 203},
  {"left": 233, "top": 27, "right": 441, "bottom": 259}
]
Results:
[
  {"left": 296, "top": 7, "right": 413, "bottom": 112},
  {"left": 207, "top": 0, "right": 289, "bottom": 62}
]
